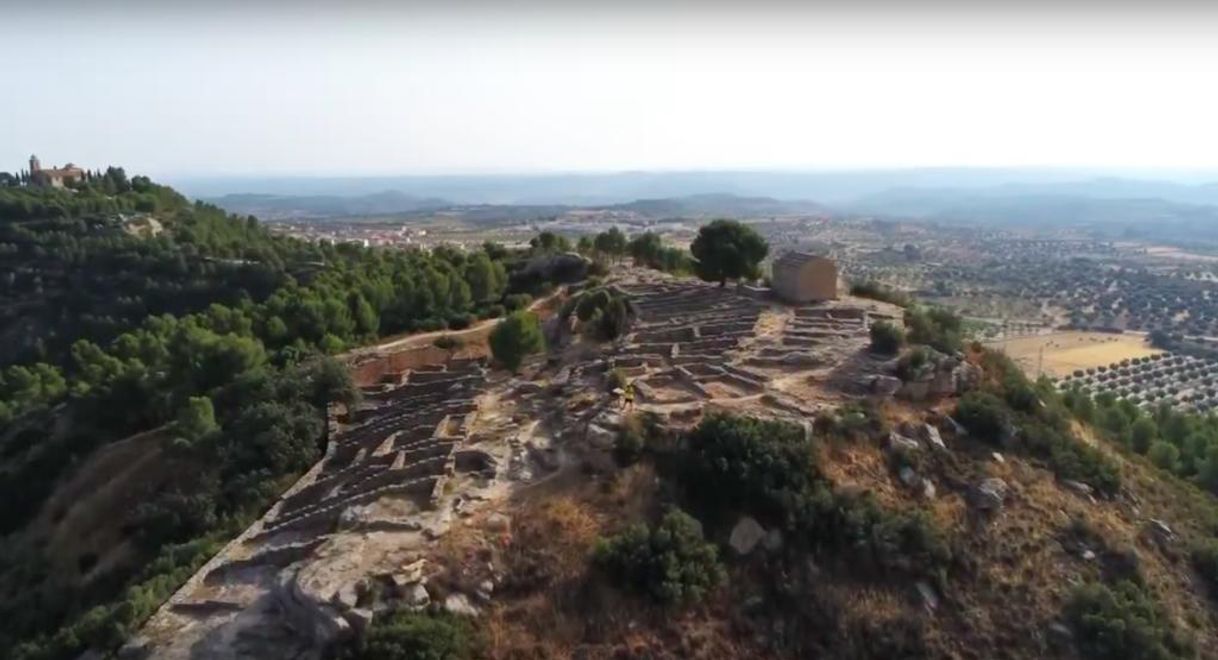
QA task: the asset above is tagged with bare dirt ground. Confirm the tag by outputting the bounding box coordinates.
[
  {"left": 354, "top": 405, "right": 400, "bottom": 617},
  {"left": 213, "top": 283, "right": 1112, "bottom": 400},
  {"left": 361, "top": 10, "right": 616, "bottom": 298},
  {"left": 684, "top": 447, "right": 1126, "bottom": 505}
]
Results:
[{"left": 986, "top": 330, "right": 1161, "bottom": 378}]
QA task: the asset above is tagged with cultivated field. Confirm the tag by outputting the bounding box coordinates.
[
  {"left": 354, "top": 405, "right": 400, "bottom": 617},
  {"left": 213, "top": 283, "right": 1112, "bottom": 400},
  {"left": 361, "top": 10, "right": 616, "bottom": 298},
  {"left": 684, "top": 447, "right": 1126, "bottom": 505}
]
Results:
[{"left": 987, "top": 331, "right": 1162, "bottom": 378}]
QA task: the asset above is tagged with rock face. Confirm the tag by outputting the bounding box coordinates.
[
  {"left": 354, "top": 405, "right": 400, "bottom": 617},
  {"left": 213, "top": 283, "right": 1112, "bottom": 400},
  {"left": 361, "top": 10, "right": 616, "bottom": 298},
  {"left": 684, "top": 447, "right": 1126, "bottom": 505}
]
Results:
[
  {"left": 729, "top": 516, "right": 767, "bottom": 556},
  {"left": 586, "top": 423, "right": 617, "bottom": 450},
  {"left": 972, "top": 478, "right": 1009, "bottom": 511},
  {"left": 275, "top": 570, "right": 352, "bottom": 651},
  {"left": 955, "top": 362, "right": 983, "bottom": 392},
  {"left": 871, "top": 375, "right": 903, "bottom": 397}
]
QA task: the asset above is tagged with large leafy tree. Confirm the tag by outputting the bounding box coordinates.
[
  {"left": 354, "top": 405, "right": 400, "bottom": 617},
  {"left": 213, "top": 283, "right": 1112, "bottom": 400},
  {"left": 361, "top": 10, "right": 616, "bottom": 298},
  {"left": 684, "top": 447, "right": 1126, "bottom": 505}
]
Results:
[{"left": 689, "top": 219, "right": 768, "bottom": 286}]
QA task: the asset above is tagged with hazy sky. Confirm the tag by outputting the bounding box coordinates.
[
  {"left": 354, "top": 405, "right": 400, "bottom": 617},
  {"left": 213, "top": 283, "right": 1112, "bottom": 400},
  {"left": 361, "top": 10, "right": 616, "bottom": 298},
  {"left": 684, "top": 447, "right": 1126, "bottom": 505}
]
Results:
[{"left": 4, "top": 1, "right": 1218, "bottom": 177}]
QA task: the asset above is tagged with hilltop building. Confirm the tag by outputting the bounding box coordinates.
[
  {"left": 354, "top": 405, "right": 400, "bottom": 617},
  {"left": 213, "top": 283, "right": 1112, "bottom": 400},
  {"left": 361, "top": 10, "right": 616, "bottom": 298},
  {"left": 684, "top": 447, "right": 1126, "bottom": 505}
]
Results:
[
  {"left": 29, "top": 154, "right": 84, "bottom": 188},
  {"left": 772, "top": 251, "right": 839, "bottom": 303}
]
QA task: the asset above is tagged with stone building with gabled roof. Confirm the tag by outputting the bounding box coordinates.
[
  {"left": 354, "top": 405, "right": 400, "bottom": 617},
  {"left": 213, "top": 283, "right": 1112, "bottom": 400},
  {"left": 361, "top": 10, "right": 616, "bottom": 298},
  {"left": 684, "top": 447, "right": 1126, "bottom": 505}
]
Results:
[
  {"left": 29, "top": 154, "right": 85, "bottom": 189},
  {"left": 771, "top": 251, "right": 839, "bottom": 303}
]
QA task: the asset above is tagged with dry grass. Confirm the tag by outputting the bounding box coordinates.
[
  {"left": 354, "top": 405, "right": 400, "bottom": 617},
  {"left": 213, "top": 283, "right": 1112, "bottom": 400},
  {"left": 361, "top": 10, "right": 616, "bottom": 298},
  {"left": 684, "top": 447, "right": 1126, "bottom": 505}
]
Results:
[{"left": 986, "top": 331, "right": 1162, "bottom": 378}]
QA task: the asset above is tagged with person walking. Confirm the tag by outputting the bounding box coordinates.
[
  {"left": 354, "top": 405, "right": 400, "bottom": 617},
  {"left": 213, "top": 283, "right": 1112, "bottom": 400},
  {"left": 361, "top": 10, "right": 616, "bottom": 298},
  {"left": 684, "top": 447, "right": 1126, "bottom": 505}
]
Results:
[{"left": 623, "top": 381, "right": 636, "bottom": 411}]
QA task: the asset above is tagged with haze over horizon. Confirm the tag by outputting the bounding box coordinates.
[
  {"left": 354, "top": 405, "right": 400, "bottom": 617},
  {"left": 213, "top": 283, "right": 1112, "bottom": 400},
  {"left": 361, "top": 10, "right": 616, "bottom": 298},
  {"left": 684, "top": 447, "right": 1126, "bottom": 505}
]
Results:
[{"left": 5, "top": 0, "right": 1218, "bottom": 180}]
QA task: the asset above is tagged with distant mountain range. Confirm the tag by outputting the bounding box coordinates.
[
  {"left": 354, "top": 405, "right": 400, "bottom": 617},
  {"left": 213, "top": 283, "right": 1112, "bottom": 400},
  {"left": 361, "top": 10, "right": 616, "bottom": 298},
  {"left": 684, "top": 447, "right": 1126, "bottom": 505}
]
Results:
[
  {"left": 192, "top": 169, "right": 1218, "bottom": 244},
  {"left": 205, "top": 191, "right": 827, "bottom": 221},
  {"left": 205, "top": 191, "right": 449, "bottom": 219},
  {"left": 179, "top": 168, "right": 1218, "bottom": 206}
]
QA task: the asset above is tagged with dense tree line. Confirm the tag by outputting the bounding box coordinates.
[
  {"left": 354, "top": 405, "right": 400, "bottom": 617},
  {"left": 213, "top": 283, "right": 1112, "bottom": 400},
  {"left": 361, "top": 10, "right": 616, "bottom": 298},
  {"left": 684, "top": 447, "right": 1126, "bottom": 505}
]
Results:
[
  {"left": 1063, "top": 386, "right": 1218, "bottom": 495},
  {"left": 0, "top": 174, "right": 563, "bottom": 660}
]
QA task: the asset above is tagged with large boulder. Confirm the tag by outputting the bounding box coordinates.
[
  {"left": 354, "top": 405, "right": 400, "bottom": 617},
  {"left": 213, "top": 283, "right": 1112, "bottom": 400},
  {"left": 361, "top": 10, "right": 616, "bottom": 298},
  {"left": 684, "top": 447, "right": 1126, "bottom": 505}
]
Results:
[
  {"left": 972, "top": 478, "right": 1009, "bottom": 511},
  {"left": 955, "top": 363, "right": 983, "bottom": 393},
  {"left": 729, "top": 516, "right": 767, "bottom": 556},
  {"left": 886, "top": 431, "right": 921, "bottom": 453}
]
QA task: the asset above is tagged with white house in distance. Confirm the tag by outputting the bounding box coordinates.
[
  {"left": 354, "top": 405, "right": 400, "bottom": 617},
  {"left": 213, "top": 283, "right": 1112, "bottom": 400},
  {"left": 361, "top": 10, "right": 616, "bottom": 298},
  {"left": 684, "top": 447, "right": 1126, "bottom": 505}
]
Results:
[{"left": 771, "top": 251, "right": 839, "bottom": 303}]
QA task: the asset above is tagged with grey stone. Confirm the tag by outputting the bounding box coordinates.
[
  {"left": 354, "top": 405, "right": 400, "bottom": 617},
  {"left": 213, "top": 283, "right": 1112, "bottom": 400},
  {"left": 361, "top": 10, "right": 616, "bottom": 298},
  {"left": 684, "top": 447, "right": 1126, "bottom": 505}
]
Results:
[
  {"left": 922, "top": 479, "right": 937, "bottom": 500},
  {"left": 899, "top": 466, "right": 920, "bottom": 488},
  {"left": 1147, "top": 519, "right": 1176, "bottom": 546},
  {"left": 886, "top": 431, "right": 921, "bottom": 453},
  {"left": 333, "top": 583, "right": 360, "bottom": 610},
  {"left": 915, "top": 581, "right": 940, "bottom": 613},
  {"left": 404, "top": 584, "right": 430, "bottom": 609},
  {"left": 586, "top": 424, "right": 616, "bottom": 449},
  {"left": 991, "top": 452, "right": 1005, "bottom": 464},
  {"left": 444, "top": 593, "right": 480, "bottom": 617},
  {"left": 343, "top": 608, "right": 374, "bottom": 637},
  {"left": 943, "top": 415, "right": 967, "bottom": 436},
  {"left": 593, "top": 409, "right": 624, "bottom": 430},
  {"left": 973, "top": 478, "right": 1009, "bottom": 511},
  {"left": 956, "top": 363, "right": 983, "bottom": 392},
  {"left": 729, "top": 516, "right": 767, "bottom": 556},
  {"left": 476, "top": 579, "right": 495, "bottom": 601},
  {"left": 922, "top": 424, "right": 947, "bottom": 451},
  {"left": 1063, "top": 480, "right": 1093, "bottom": 497}
]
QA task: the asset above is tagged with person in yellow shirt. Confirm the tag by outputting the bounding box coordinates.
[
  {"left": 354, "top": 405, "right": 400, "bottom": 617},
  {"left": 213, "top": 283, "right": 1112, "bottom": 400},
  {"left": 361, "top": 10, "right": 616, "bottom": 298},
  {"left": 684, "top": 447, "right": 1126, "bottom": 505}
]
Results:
[{"left": 623, "top": 381, "right": 636, "bottom": 411}]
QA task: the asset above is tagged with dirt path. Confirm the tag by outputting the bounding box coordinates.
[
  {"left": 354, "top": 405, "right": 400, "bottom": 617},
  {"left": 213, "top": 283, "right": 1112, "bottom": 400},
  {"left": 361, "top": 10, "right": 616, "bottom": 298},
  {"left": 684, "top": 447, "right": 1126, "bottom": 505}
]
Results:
[{"left": 344, "top": 289, "right": 565, "bottom": 360}]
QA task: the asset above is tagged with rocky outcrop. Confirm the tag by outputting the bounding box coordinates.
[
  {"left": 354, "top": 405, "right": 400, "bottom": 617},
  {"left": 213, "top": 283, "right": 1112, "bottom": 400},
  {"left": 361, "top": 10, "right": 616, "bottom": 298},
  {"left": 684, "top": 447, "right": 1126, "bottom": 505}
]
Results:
[
  {"left": 729, "top": 516, "right": 767, "bottom": 555},
  {"left": 274, "top": 570, "right": 352, "bottom": 651},
  {"left": 972, "top": 478, "right": 1009, "bottom": 512}
]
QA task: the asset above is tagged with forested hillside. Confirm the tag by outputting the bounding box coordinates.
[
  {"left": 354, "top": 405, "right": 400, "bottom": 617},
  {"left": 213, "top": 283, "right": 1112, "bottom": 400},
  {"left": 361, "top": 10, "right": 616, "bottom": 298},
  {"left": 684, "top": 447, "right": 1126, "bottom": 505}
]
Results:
[{"left": 0, "top": 171, "right": 565, "bottom": 660}]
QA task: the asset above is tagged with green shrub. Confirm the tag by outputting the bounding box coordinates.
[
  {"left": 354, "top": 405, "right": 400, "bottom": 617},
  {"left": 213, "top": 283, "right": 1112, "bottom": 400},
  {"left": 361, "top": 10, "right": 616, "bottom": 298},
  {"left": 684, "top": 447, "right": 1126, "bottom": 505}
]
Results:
[
  {"left": 905, "top": 306, "right": 963, "bottom": 353},
  {"left": 488, "top": 311, "right": 545, "bottom": 372},
  {"left": 895, "top": 346, "right": 933, "bottom": 381},
  {"left": 503, "top": 293, "right": 533, "bottom": 312},
  {"left": 349, "top": 610, "right": 478, "bottom": 660},
  {"left": 955, "top": 392, "right": 1012, "bottom": 443},
  {"left": 869, "top": 321, "right": 905, "bottom": 355},
  {"left": 1148, "top": 441, "right": 1180, "bottom": 471},
  {"left": 820, "top": 494, "right": 951, "bottom": 573},
  {"left": 1191, "top": 539, "right": 1218, "bottom": 597},
  {"left": 607, "top": 367, "right": 628, "bottom": 392},
  {"left": 571, "top": 287, "right": 634, "bottom": 341},
  {"left": 684, "top": 413, "right": 820, "bottom": 529},
  {"left": 593, "top": 509, "right": 724, "bottom": 606},
  {"left": 849, "top": 281, "right": 911, "bottom": 306},
  {"left": 613, "top": 415, "right": 646, "bottom": 466},
  {"left": 681, "top": 413, "right": 950, "bottom": 577},
  {"left": 816, "top": 401, "right": 888, "bottom": 442},
  {"left": 1066, "top": 580, "right": 1191, "bottom": 660},
  {"left": 446, "top": 313, "right": 476, "bottom": 330},
  {"left": 433, "top": 334, "right": 463, "bottom": 351}
]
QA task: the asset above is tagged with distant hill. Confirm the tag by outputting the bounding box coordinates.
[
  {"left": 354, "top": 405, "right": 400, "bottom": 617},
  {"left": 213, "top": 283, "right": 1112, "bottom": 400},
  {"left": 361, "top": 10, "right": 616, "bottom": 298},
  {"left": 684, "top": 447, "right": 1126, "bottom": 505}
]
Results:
[
  {"left": 205, "top": 191, "right": 826, "bottom": 223},
  {"left": 606, "top": 193, "right": 825, "bottom": 218},
  {"left": 848, "top": 186, "right": 1218, "bottom": 244},
  {"left": 204, "top": 190, "right": 450, "bottom": 220},
  {"left": 176, "top": 167, "right": 1166, "bottom": 205}
]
